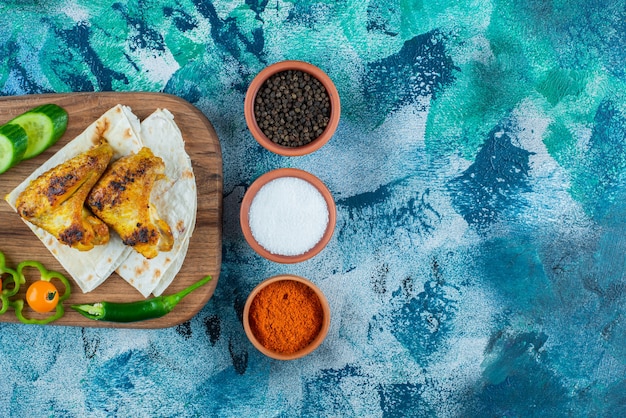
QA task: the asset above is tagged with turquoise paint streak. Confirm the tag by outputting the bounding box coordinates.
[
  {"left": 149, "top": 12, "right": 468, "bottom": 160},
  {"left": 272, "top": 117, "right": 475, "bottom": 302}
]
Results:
[
  {"left": 418, "top": 0, "right": 626, "bottom": 221},
  {"left": 424, "top": 0, "right": 549, "bottom": 158}
]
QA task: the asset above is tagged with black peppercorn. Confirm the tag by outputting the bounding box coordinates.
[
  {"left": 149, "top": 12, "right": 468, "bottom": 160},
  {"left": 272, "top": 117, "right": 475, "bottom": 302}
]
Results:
[{"left": 254, "top": 70, "right": 331, "bottom": 148}]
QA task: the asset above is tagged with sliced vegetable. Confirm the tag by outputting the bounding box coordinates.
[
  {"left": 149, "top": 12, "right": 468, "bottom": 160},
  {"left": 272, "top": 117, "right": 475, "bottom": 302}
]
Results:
[
  {"left": 0, "top": 251, "right": 71, "bottom": 324},
  {"left": 9, "top": 104, "right": 68, "bottom": 159},
  {"left": 11, "top": 260, "right": 71, "bottom": 325},
  {"left": 0, "top": 251, "right": 21, "bottom": 315},
  {"left": 72, "top": 275, "right": 212, "bottom": 322},
  {"left": 0, "top": 123, "right": 28, "bottom": 174}
]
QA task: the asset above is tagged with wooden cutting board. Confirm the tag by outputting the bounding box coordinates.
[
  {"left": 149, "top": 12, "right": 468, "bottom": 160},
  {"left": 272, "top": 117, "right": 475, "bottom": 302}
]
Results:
[{"left": 0, "top": 92, "right": 222, "bottom": 328}]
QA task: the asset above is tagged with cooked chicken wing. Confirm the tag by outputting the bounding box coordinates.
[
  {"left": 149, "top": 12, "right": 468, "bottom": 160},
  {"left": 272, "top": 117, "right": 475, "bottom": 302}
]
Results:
[
  {"left": 15, "top": 142, "right": 113, "bottom": 251},
  {"left": 87, "top": 147, "right": 173, "bottom": 259}
]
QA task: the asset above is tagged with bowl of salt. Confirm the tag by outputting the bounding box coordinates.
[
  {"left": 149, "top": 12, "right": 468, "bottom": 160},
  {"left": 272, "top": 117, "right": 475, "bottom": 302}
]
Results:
[{"left": 240, "top": 168, "right": 336, "bottom": 263}]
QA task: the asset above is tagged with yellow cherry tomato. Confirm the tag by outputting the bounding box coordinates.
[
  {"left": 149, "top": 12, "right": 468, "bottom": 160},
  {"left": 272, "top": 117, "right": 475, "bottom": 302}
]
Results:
[{"left": 26, "top": 281, "right": 59, "bottom": 313}]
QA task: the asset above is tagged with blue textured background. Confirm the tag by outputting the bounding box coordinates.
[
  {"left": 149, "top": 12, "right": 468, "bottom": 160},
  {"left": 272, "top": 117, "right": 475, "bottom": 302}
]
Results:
[{"left": 2, "top": 1, "right": 626, "bottom": 416}]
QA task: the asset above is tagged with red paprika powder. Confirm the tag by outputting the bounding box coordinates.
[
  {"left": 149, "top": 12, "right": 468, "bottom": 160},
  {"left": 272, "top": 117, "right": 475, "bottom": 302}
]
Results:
[{"left": 248, "top": 279, "right": 324, "bottom": 354}]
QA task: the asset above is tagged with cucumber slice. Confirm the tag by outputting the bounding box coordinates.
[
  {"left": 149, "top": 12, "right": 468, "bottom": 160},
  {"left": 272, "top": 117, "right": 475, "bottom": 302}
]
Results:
[
  {"left": 0, "top": 123, "right": 28, "bottom": 174},
  {"left": 10, "top": 104, "right": 68, "bottom": 159}
]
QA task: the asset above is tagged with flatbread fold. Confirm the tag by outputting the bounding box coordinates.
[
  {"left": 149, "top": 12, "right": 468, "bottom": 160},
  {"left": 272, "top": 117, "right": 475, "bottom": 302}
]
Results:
[{"left": 116, "top": 109, "right": 197, "bottom": 297}]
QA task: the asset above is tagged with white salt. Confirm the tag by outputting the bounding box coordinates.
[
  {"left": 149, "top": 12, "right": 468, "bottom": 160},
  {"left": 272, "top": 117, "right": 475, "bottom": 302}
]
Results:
[{"left": 248, "top": 176, "right": 329, "bottom": 256}]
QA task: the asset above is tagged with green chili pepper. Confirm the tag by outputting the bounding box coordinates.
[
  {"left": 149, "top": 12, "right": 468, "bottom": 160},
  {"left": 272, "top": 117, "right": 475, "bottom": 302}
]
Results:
[
  {"left": 0, "top": 251, "right": 21, "bottom": 315},
  {"left": 11, "top": 260, "right": 71, "bottom": 325},
  {"left": 71, "top": 275, "right": 212, "bottom": 323}
]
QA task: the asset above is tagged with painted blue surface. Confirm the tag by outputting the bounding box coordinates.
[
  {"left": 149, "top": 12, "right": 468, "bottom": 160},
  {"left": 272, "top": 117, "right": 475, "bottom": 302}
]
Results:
[{"left": 1, "top": 1, "right": 626, "bottom": 416}]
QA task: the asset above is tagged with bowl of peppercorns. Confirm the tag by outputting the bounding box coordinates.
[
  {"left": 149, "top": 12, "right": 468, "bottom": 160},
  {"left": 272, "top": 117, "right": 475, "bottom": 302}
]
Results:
[{"left": 244, "top": 60, "right": 341, "bottom": 156}]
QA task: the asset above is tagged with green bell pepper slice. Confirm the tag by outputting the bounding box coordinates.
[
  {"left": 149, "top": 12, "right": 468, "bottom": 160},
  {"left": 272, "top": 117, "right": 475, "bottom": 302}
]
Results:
[
  {"left": 0, "top": 251, "right": 21, "bottom": 315},
  {"left": 11, "top": 260, "right": 71, "bottom": 325}
]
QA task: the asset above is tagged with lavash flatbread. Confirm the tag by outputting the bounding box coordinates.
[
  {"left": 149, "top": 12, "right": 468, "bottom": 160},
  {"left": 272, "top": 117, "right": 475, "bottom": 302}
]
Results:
[
  {"left": 5, "top": 105, "right": 196, "bottom": 297},
  {"left": 5, "top": 105, "right": 141, "bottom": 292},
  {"left": 115, "top": 109, "right": 197, "bottom": 297}
]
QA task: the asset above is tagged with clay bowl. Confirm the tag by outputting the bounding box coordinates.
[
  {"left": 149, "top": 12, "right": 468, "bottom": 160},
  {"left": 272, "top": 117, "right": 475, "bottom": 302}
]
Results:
[
  {"left": 240, "top": 168, "right": 336, "bottom": 264},
  {"left": 244, "top": 60, "right": 341, "bottom": 156},
  {"left": 243, "top": 274, "right": 331, "bottom": 360}
]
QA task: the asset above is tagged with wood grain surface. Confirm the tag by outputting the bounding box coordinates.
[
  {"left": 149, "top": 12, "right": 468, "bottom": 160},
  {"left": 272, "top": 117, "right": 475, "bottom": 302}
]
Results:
[{"left": 0, "top": 92, "right": 222, "bottom": 329}]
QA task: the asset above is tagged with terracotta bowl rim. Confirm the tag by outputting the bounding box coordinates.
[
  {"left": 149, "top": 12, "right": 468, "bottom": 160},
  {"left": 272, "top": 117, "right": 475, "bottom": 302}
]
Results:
[
  {"left": 240, "top": 167, "right": 336, "bottom": 264},
  {"left": 243, "top": 274, "right": 331, "bottom": 360},
  {"left": 244, "top": 60, "right": 341, "bottom": 156}
]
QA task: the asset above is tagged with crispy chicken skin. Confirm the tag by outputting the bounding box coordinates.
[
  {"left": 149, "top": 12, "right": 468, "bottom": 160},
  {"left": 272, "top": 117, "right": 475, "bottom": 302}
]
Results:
[
  {"left": 15, "top": 142, "right": 113, "bottom": 251},
  {"left": 87, "top": 147, "right": 174, "bottom": 259}
]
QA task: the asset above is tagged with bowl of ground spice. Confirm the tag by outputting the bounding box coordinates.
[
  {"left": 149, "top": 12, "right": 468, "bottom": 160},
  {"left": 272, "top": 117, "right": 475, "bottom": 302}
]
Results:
[
  {"left": 244, "top": 60, "right": 341, "bottom": 156},
  {"left": 243, "top": 274, "right": 331, "bottom": 360},
  {"left": 240, "top": 168, "right": 336, "bottom": 263}
]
